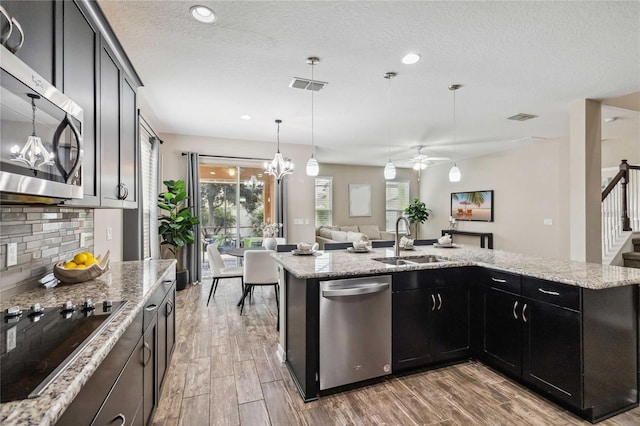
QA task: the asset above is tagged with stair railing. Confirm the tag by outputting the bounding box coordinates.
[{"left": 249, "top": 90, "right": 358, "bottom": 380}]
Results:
[{"left": 601, "top": 160, "right": 639, "bottom": 257}]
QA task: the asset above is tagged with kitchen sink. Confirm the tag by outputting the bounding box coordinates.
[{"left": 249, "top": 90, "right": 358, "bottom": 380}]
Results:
[{"left": 373, "top": 255, "right": 445, "bottom": 266}]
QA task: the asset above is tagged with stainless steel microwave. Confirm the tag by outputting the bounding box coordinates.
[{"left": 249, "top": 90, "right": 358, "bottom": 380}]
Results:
[{"left": 0, "top": 44, "right": 84, "bottom": 204}]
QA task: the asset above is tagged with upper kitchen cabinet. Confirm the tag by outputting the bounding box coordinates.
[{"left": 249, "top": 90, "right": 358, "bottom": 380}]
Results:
[
  {"left": 0, "top": 0, "right": 60, "bottom": 85},
  {"left": 99, "top": 42, "right": 138, "bottom": 208},
  {"left": 62, "top": 0, "right": 100, "bottom": 206}
]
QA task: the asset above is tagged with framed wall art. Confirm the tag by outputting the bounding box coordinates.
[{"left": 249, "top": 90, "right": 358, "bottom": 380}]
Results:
[
  {"left": 451, "top": 190, "right": 494, "bottom": 222},
  {"left": 349, "top": 183, "right": 371, "bottom": 217}
]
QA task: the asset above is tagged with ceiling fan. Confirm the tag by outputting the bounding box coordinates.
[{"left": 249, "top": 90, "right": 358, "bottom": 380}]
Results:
[{"left": 404, "top": 146, "right": 450, "bottom": 170}]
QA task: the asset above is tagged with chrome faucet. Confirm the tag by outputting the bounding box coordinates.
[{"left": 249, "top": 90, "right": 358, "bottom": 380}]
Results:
[{"left": 395, "top": 216, "right": 411, "bottom": 257}]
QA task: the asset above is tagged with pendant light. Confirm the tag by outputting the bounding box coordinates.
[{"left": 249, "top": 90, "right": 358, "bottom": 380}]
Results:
[
  {"left": 264, "top": 119, "right": 294, "bottom": 181},
  {"left": 305, "top": 57, "right": 320, "bottom": 176},
  {"left": 383, "top": 72, "right": 397, "bottom": 180},
  {"left": 448, "top": 84, "right": 462, "bottom": 183},
  {"left": 10, "top": 94, "right": 55, "bottom": 171}
]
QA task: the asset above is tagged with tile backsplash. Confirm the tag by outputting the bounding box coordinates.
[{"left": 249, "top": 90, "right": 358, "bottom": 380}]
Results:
[{"left": 0, "top": 206, "right": 94, "bottom": 299}]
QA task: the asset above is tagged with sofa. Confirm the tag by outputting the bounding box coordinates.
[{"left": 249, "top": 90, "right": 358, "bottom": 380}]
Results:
[{"left": 315, "top": 225, "right": 395, "bottom": 249}]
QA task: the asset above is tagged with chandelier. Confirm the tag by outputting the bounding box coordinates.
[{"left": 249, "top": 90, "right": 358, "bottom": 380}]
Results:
[
  {"left": 264, "top": 119, "right": 293, "bottom": 181},
  {"left": 10, "top": 94, "right": 55, "bottom": 171}
]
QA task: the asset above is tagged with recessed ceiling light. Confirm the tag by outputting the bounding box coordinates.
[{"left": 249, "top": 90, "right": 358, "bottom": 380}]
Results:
[
  {"left": 240, "top": 115, "right": 252, "bottom": 120},
  {"left": 402, "top": 53, "right": 421, "bottom": 65},
  {"left": 190, "top": 5, "right": 216, "bottom": 23}
]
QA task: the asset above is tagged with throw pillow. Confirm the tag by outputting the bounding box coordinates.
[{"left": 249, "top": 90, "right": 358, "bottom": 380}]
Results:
[
  {"left": 319, "top": 228, "right": 333, "bottom": 239},
  {"left": 359, "top": 225, "right": 381, "bottom": 240},
  {"left": 346, "top": 231, "right": 367, "bottom": 242},
  {"left": 340, "top": 225, "right": 359, "bottom": 233},
  {"left": 330, "top": 230, "right": 348, "bottom": 242}
]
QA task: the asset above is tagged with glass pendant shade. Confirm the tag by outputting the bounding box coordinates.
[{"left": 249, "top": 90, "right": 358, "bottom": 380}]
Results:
[
  {"left": 306, "top": 155, "right": 319, "bottom": 176},
  {"left": 384, "top": 160, "right": 396, "bottom": 180},
  {"left": 449, "top": 164, "right": 461, "bottom": 182}
]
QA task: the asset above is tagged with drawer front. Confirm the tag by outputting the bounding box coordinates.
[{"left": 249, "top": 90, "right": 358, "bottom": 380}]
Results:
[
  {"left": 143, "top": 282, "right": 169, "bottom": 329},
  {"left": 485, "top": 269, "right": 521, "bottom": 294},
  {"left": 522, "top": 277, "right": 581, "bottom": 310}
]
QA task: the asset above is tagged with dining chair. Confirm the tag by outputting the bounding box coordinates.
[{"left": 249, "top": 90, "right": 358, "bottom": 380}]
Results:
[
  {"left": 276, "top": 244, "right": 297, "bottom": 252},
  {"left": 324, "top": 242, "right": 353, "bottom": 250},
  {"left": 240, "top": 250, "right": 279, "bottom": 318},
  {"left": 206, "top": 244, "right": 243, "bottom": 306},
  {"left": 371, "top": 240, "right": 394, "bottom": 248},
  {"left": 413, "top": 239, "right": 438, "bottom": 246}
]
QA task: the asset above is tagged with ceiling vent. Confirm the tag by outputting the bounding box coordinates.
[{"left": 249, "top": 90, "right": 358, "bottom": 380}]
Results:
[
  {"left": 289, "top": 77, "right": 328, "bottom": 91},
  {"left": 507, "top": 113, "right": 538, "bottom": 121}
]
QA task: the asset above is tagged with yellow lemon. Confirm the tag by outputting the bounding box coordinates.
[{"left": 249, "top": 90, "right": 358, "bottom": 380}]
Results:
[
  {"left": 64, "top": 261, "right": 78, "bottom": 269},
  {"left": 84, "top": 258, "right": 97, "bottom": 267},
  {"left": 74, "top": 253, "right": 88, "bottom": 265},
  {"left": 82, "top": 252, "right": 95, "bottom": 261},
  {"left": 75, "top": 264, "right": 87, "bottom": 269}
]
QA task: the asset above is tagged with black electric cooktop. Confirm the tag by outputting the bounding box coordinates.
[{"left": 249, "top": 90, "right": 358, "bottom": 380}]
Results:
[{"left": 0, "top": 300, "right": 127, "bottom": 403}]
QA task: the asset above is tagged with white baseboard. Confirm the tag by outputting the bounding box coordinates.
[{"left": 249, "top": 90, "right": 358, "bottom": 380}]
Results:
[{"left": 276, "top": 343, "right": 286, "bottom": 363}]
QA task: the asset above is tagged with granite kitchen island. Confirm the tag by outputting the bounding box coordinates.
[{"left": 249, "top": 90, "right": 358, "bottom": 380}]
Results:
[{"left": 273, "top": 246, "right": 640, "bottom": 423}]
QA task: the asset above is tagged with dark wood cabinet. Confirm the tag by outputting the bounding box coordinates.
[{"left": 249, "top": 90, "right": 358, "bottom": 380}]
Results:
[
  {"left": 157, "top": 284, "right": 176, "bottom": 388},
  {"left": 522, "top": 298, "right": 581, "bottom": 407},
  {"left": 392, "top": 270, "right": 470, "bottom": 372},
  {"left": 62, "top": 0, "right": 100, "bottom": 206},
  {"left": 142, "top": 316, "right": 157, "bottom": 425},
  {"left": 93, "top": 336, "right": 144, "bottom": 426},
  {"left": 0, "top": 0, "right": 58, "bottom": 84},
  {"left": 482, "top": 287, "right": 522, "bottom": 376},
  {"left": 120, "top": 76, "right": 138, "bottom": 207}
]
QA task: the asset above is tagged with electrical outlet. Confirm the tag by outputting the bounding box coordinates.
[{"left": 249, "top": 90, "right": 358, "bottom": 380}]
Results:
[
  {"left": 543, "top": 219, "right": 553, "bottom": 226},
  {"left": 106, "top": 227, "right": 113, "bottom": 241},
  {"left": 293, "top": 219, "right": 304, "bottom": 225},
  {"left": 80, "top": 232, "right": 87, "bottom": 247},
  {"left": 7, "top": 243, "right": 17, "bottom": 266},
  {"left": 305, "top": 218, "right": 310, "bottom": 224}
]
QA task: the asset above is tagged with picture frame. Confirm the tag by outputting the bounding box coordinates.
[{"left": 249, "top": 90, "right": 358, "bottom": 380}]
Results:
[
  {"left": 349, "top": 183, "right": 371, "bottom": 217},
  {"left": 451, "top": 190, "right": 494, "bottom": 222}
]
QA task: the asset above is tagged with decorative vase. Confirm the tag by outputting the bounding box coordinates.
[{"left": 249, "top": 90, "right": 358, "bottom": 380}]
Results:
[
  {"left": 263, "top": 237, "right": 277, "bottom": 251},
  {"left": 176, "top": 270, "right": 189, "bottom": 291}
]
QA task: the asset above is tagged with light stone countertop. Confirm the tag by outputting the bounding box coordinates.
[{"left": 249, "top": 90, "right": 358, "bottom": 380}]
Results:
[
  {"left": 0, "top": 259, "right": 176, "bottom": 426},
  {"left": 273, "top": 246, "right": 640, "bottom": 290}
]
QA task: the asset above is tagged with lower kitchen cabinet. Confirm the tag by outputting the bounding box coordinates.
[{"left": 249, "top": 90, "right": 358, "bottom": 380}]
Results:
[
  {"left": 58, "top": 280, "right": 176, "bottom": 425},
  {"left": 392, "top": 269, "right": 470, "bottom": 371},
  {"left": 482, "top": 286, "right": 522, "bottom": 376}
]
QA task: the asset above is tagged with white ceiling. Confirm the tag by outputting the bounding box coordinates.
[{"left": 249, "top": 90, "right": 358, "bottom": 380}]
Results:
[{"left": 98, "top": 1, "right": 640, "bottom": 167}]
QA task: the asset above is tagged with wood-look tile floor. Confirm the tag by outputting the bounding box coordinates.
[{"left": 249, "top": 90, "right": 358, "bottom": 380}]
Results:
[{"left": 152, "top": 276, "right": 640, "bottom": 426}]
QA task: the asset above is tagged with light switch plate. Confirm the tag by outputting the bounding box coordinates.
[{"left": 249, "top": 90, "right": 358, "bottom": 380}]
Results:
[
  {"left": 543, "top": 219, "right": 553, "bottom": 226},
  {"left": 7, "top": 243, "right": 17, "bottom": 266},
  {"left": 106, "top": 227, "right": 113, "bottom": 241},
  {"left": 80, "top": 232, "right": 87, "bottom": 247},
  {"left": 293, "top": 219, "right": 304, "bottom": 225}
]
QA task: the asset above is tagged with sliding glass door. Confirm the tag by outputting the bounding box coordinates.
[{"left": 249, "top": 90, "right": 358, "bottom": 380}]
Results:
[{"left": 199, "top": 163, "right": 275, "bottom": 253}]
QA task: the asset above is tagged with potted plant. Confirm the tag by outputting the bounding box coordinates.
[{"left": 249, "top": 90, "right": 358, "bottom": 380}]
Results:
[
  {"left": 404, "top": 197, "right": 431, "bottom": 238},
  {"left": 158, "top": 179, "right": 200, "bottom": 290}
]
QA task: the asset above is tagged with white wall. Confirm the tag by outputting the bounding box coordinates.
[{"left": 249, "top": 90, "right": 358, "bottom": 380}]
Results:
[
  {"left": 420, "top": 137, "right": 570, "bottom": 259},
  {"left": 158, "top": 133, "right": 316, "bottom": 244},
  {"left": 94, "top": 209, "right": 123, "bottom": 261}
]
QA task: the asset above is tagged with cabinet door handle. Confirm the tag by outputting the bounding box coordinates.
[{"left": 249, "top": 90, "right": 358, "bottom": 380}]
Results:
[
  {"left": 145, "top": 304, "right": 157, "bottom": 312},
  {"left": 166, "top": 299, "right": 174, "bottom": 316},
  {"left": 142, "top": 342, "right": 152, "bottom": 366},
  {"left": 522, "top": 303, "right": 528, "bottom": 323},
  {"left": 0, "top": 6, "right": 12, "bottom": 45},
  {"left": 491, "top": 277, "right": 507, "bottom": 283},
  {"left": 437, "top": 293, "right": 443, "bottom": 311},
  {"left": 538, "top": 288, "right": 560, "bottom": 296},
  {"left": 111, "top": 413, "right": 126, "bottom": 426},
  {"left": 6, "top": 17, "right": 23, "bottom": 54},
  {"left": 431, "top": 294, "right": 436, "bottom": 311},
  {"left": 513, "top": 301, "right": 519, "bottom": 320}
]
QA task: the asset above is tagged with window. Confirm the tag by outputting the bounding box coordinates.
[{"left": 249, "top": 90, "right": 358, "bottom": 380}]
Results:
[
  {"left": 139, "top": 118, "right": 159, "bottom": 259},
  {"left": 386, "top": 181, "right": 410, "bottom": 232},
  {"left": 315, "top": 176, "right": 333, "bottom": 226}
]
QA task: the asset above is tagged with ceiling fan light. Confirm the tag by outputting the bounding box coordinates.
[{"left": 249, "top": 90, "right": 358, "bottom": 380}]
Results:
[
  {"left": 384, "top": 160, "right": 396, "bottom": 180},
  {"left": 449, "top": 164, "right": 461, "bottom": 182},
  {"left": 306, "top": 156, "right": 319, "bottom": 176}
]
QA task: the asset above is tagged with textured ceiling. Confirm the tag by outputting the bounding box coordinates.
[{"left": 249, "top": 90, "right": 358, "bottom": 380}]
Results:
[{"left": 98, "top": 1, "right": 640, "bottom": 166}]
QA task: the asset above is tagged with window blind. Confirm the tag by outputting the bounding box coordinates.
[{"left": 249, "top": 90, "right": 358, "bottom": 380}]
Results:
[
  {"left": 315, "top": 176, "right": 333, "bottom": 226},
  {"left": 385, "top": 181, "right": 410, "bottom": 232}
]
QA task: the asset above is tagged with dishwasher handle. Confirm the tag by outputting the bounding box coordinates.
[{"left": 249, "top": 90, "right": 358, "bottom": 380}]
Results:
[{"left": 322, "top": 282, "right": 389, "bottom": 297}]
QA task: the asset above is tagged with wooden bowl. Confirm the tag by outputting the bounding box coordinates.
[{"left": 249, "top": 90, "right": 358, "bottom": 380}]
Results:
[{"left": 53, "top": 251, "right": 110, "bottom": 284}]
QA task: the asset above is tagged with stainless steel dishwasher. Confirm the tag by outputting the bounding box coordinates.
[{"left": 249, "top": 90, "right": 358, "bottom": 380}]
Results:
[{"left": 319, "top": 275, "right": 392, "bottom": 390}]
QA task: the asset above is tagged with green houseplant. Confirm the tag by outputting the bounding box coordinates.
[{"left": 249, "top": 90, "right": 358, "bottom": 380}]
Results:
[
  {"left": 158, "top": 179, "right": 200, "bottom": 290},
  {"left": 404, "top": 198, "right": 431, "bottom": 238}
]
